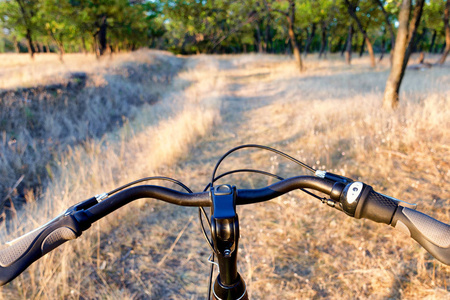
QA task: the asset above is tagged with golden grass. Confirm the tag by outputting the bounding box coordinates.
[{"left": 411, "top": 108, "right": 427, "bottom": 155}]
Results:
[
  {"left": 0, "top": 52, "right": 449, "bottom": 299},
  {"left": 0, "top": 50, "right": 179, "bottom": 90},
  {"left": 0, "top": 51, "right": 223, "bottom": 299},
  {"left": 0, "top": 50, "right": 184, "bottom": 218}
]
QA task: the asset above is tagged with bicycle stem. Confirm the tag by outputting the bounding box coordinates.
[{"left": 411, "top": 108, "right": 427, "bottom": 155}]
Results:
[{"left": 210, "top": 184, "right": 248, "bottom": 300}]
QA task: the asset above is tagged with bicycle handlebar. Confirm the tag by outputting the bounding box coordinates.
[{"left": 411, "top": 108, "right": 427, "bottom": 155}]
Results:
[
  {"left": 0, "top": 175, "right": 449, "bottom": 287},
  {"left": 339, "top": 182, "right": 450, "bottom": 265},
  {"left": 0, "top": 212, "right": 87, "bottom": 286}
]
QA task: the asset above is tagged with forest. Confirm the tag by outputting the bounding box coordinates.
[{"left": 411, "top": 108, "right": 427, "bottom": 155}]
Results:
[
  {"left": 0, "top": 0, "right": 448, "bottom": 60},
  {"left": 1, "top": 0, "right": 449, "bottom": 109}
]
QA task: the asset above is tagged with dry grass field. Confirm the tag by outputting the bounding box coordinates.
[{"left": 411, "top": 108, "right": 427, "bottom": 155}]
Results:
[
  {"left": 0, "top": 50, "right": 184, "bottom": 218},
  {"left": 0, "top": 50, "right": 449, "bottom": 299}
]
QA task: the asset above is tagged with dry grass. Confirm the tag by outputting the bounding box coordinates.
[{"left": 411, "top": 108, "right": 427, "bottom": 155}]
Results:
[
  {"left": 0, "top": 52, "right": 449, "bottom": 299},
  {"left": 0, "top": 51, "right": 180, "bottom": 89},
  {"left": 0, "top": 52, "right": 223, "bottom": 299},
  {"left": 0, "top": 50, "right": 184, "bottom": 218}
]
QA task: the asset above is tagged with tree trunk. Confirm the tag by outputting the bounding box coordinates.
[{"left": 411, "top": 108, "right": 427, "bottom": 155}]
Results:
[
  {"left": 429, "top": 29, "right": 437, "bottom": 53},
  {"left": 58, "top": 46, "right": 65, "bottom": 62},
  {"left": 287, "top": 0, "right": 303, "bottom": 71},
  {"left": 402, "top": 0, "right": 425, "bottom": 68},
  {"left": 262, "top": 0, "right": 273, "bottom": 53},
  {"left": 383, "top": 0, "right": 411, "bottom": 109},
  {"left": 13, "top": 36, "right": 19, "bottom": 53},
  {"left": 359, "top": 36, "right": 365, "bottom": 57},
  {"left": 345, "top": 0, "right": 376, "bottom": 67},
  {"left": 15, "top": 0, "right": 35, "bottom": 59},
  {"left": 438, "top": 0, "right": 450, "bottom": 64},
  {"left": 25, "top": 29, "right": 35, "bottom": 59},
  {"left": 255, "top": 25, "right": 263, "bottom": 53},
  {"left": 265, "top": 16, "right": 272, "bottom": 53},
  {"left": 81, "top": 36, "right": 87, "bottom": 55},
  {"left": 336, "top": 37, "right": 344, "bottom": 56},
  {"left": 304, "top": 23, "right": 316, "bottom": 57},
  {"left": 93, "top": 34, "right": 99, "bottom": 58},
  {"left": 345, "top": 24, "right": 353, "bottom": 64},
  {"left": 98, "top": 15, "right": 108, "bottom": 56},
  {"left": 288, "top": 25, "right": 302, "bottom": 71},
  {"left": 259, "top": 20, "right": 267, "bottom": 52},
  {"left": 319, "top": 22, "right": 327, "bottom": 58},
  {"left": 382, "top": 0, "right": 423, "bottom": 109},
  {"left": 48, "top": 30, "right": 65, "bottom": 62},
  {"left": 345, "top": 25, "right": 353, "bottom": 65},
  {"left": 365, "top": 38, "right": 376, "bottom": 65},
  {"left": 419, "top": 51, "right": 425, "bottom": 63},
  {"left": 415, "top": 27, "right": 427, "bottom": 53},
  {"left": 109, "top": 44, "right": 114, "bottom": 57},
  {"left": 54, "top": 41, "right": 64, "bottom": 62},
  {"left": 379, "top": 34, "right": 386, "bottom": 62},
  {"left": 373, "top": 0, "right": 395, "bottom": 56}
]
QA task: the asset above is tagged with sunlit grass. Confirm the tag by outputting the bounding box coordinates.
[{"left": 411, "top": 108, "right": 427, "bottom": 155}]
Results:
[{"left": 0, "top": 52, "right": 449, "bottom": 299}]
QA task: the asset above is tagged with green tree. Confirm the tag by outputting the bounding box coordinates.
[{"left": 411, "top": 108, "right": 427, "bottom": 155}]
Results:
[
  {"left": 37, "top": 0, "right": 79, "bottom": 61},
  {"left": 344, "top": 0, "right": 378, "bottom": 67},
  {"left": 0, "top": 0, "right": 40, "bottom": 58},
  {"left": 270, "top": 0, "right": 303, "bottom": 71}
]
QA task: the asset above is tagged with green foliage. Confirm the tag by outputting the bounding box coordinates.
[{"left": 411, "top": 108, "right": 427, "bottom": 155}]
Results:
[
  {"left": 0, "top": 0, "right": 39, "bottom": 40},
  {"left": 0, "top": 0, "right": 446, "bottom": 55}
]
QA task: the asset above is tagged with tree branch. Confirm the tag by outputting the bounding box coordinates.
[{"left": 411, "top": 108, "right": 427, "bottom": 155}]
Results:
[
  {"left": 403, "top": 0, "right": 425, "bottom": 67},
  {"left": 210, "top": 12, "right": 260, "bottom": 51},
  {"left": 373, "top": 0, "right": 395, "bottom": 49},
  {"left": 344, "top": 0, "right": 368, "bottom": 39},
  {"left": 272, "top": 8, "right": 288, "bottom": 17}
]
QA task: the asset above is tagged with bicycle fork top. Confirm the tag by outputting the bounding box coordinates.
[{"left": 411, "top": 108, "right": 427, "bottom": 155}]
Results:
[{"left": 210, "top": 184, "right": 248, "bottom": 300}]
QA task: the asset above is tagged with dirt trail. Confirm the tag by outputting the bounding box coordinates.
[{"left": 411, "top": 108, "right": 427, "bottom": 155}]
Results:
[
  {"left": 3, "top": 53, "right": 447, "bottom": 300},
  {"left": 93, "top": 56, "right": 300, "bottom": 299},
  {"left": 94, "top": 54, "right": 450, "bottom": 300}
]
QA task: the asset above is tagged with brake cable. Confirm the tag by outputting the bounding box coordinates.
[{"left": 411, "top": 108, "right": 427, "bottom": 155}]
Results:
[
  {"left": 210, "top": 144, "right": 316, "bottom": 189},
  {"left": 105, "top": 176, "right": 193, "bottom": 195}
]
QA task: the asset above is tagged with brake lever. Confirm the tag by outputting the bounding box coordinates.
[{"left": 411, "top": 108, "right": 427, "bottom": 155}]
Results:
[{"left": 379, "top": 193, "right": 417, "bottom": 210}]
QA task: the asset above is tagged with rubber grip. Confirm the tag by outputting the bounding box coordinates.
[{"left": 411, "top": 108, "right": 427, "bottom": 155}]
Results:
[
  {"left": 0, "top": 215, "right": 81, "bottom": 286},
  {"left": 0, "top": 228, "right": 45, "bottom": 267},
  {"left": 41, "top": 227, "right": 76, "bottom": 254},
  {"left": 354, "top": 189, "right": 398, "bottom": 224},
  {"left": 392, "top": 207, "right": 450, "bottom": 265}
]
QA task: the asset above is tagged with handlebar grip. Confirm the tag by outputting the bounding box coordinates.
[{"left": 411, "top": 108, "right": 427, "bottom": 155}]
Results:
[
  {"left": 391, "top": 207, "right": 450, "bottom": 265},
  {"left": 355, "top": 190, "right": 398, "bottom": 224},
  {"left": 0, "top": 214, "right": 83, "bottom": 286},
  {"left": 340, "top": 182, "right": 450, "bottom": 265},
  {"left": 340, "top": 183, "right": 397, "bottom": 225}
]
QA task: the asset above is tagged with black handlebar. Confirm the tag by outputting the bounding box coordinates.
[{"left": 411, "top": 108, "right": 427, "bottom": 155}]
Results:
[{"left": 0, "top": 175, "right": 448, "bottom": 287}]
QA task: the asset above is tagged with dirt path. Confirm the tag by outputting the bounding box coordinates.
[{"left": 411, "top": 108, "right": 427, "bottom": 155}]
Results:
[
  {"left": 92, "top": 56, "right": 305, "bottom": 299},
  {"left": 3, "top": 53, "right": 448, "bottom": 300},
  {"left": 94, "top": 54, "right": 450, "bottom": 300}
]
